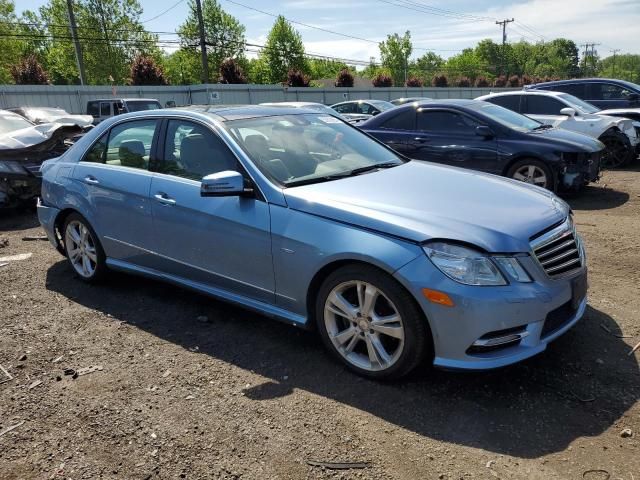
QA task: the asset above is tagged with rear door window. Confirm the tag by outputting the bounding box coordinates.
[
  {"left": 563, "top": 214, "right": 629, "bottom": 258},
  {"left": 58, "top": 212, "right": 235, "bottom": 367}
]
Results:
[
  {"left": 104, "top": 120, "right": 159, "bottom": 170},
  {"left": 87, "top": 102, "right": 99, "bottom": 116},
  {"left": 522, "top": 95, "right": 564, "bottom": 115},
  {"left": 485, "top": 95, "right": 521, "bottom": 112},
  {"left": 590, "top": 82, "right": 633, "bottom": 100},
  {"left": 417, "top": 110, "right": 478, "bottom": 134},
  {"left": 333, "top": 103, "right": 355, "bottom": 114},
  {"left": 555, "top": 83, "right": 586, "bottom": 97},
  {"left": 380, "top": 110, "right": 416, "bottom": 130}
]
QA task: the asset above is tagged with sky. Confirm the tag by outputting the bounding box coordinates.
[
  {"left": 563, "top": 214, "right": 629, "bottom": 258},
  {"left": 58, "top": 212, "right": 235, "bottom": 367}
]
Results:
[{"left": 16, "top": 0, "right": 640, "bottom": 63}]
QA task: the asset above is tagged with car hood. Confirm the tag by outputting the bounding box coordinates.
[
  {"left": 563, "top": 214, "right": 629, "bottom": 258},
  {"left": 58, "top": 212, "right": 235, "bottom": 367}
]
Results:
[
  {"left": 528, "top": 127, "right": 605, "bottom": 151},
  {"left": 34, "top": 114, "right": 93, "bottom": 127},
  {"left": 284, "top": 161, "right": 568, "bottom": 253}
]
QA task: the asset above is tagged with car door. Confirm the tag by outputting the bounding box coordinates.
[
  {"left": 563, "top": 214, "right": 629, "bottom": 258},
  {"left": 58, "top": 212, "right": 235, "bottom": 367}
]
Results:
[
  {"left": 149, "top": 118, "right": 274, "bottom": 303},
  {"left": 364, "top": 109, "right": 416, "bottom": 156},
  {"left": 588, "top": 82, "right": 635, "bottom": 109},
  {"left": 72, "top": 118, "right": 160, "bottom": 264},
  {"left": 406, "top": 109, "right": 499, "bottom": 173}
]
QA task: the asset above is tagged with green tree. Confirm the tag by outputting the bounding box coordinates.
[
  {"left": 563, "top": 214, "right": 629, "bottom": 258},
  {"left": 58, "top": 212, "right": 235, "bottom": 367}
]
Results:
[
  {"left": 260, "top": 15, "right": 306, "bottom": 84},
  {"left": 177, "top": 0, "right": 245, "bottom": 82},
  {"left": 597, "top": 53, "right": 640, "bottom": 83},
  {"left": 0, "top": 0, "right": 30, "bottom": 83},
  {"left": 379, "top": 31, "right": 412, "bottom": 86},
  {"left": 307, "top": 58, "right": 351, "bottom": 80},
  {"left": 412, "top": 51, "right": 444, "bottom": 80},
  {"left": 445, "top": 48, "right": 487, "bottom": 81},
  {"left": 162, "top": 48, "right": 200, "bottom": 85}
]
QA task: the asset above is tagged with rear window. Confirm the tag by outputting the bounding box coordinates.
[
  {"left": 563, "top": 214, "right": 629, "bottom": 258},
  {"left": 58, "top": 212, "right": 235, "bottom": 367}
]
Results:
[
  {"left": 125, "top": 101, "right": 162, "bottom": 112},
  {"left": 484, "top": 95, "right": 521, "bottom": 112}
]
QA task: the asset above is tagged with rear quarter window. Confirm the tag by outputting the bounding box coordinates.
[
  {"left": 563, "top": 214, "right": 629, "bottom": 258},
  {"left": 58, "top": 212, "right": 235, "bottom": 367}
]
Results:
[
  {"left": 379, "top": 110, "right": 416, "bottom": 130},
  {"left": 87, "top": 102, "right": 99, "bottom": 116}
]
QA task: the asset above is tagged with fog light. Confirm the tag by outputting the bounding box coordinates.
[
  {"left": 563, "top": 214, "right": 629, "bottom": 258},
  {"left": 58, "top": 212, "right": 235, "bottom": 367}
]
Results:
[{"left": 422, "top": 288, "right": 454, "bottom": 307}]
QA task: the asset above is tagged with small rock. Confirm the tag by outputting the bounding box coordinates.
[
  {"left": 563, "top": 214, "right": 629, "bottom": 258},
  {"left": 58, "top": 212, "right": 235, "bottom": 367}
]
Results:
[
  {"left": 0, "top": 238, "right": 8, "bottom": 248},
  {"left": 595, "top": 358, "right": 604, "bottom": 365},
  {"left": 486, "top": 460, "right": 495, "bottom": 468},
  {"left": 18, "top": 354, "right": 27, "bottom": 362},
  {"left": 621, "top": 428, "right": 633, "bottom": 438},
  {"left": 185, "top": 395, "right": 195, "bottom": 400},
  {"left": 151, "top": 432, "right": 157, "bottom": 439}
]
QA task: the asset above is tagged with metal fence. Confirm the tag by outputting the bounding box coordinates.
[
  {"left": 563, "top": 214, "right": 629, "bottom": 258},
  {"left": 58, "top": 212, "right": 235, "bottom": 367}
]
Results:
[{"left": 0, "top": 84, "right": 519, "bottom": 114}]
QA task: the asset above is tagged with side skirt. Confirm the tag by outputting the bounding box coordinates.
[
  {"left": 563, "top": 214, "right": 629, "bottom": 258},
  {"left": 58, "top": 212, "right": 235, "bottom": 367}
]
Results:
[{"left": 106, "top": 258, "right": 308, "bottom": 328}]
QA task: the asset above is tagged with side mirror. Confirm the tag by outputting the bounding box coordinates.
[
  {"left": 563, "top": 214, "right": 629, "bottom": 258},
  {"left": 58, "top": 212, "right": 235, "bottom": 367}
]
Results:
[
  {"left": 560, "top": 107, "right": 576, "bottom": 117},
  {"left": 372, "top": 110, "right": 380, "bottom": 116},
  {"left": 475, "top": 125, "right": 494, "bottom": 137},
  {"left": 201, "top": 171, "right": 251, "bottom": 197},
  {"left": 627, "top": 92, "right": 639, "bottom": 102}
]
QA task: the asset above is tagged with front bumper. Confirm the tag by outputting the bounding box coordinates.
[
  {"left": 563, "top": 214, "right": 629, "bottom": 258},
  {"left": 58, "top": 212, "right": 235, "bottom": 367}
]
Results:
[
  {"left": 559, "top": 151, "right": 601, "bottom": 189},
  {"left": 394, "top": 253, "right": 587, "bottom": 371}
]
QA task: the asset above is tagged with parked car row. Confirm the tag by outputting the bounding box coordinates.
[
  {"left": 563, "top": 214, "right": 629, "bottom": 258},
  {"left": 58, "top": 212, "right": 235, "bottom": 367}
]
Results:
[{"left": 38, "top": 105, "right": 588, "bottom": 379}]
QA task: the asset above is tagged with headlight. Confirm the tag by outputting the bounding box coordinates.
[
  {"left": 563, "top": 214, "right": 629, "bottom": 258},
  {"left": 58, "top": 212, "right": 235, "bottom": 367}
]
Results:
[
  {"left": 493, "top": 257, "right": 532, "bottom": 283},
  {"left": 423, "top": 242, "right": 506, "bottom": 286}
]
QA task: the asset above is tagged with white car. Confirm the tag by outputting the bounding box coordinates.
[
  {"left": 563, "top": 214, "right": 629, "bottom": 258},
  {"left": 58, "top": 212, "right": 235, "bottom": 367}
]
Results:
[
  {"left": 260, "top": 101, "right": 369, "bottom": 125},
  {"left": 330, "top": 100, "right": 395, "bottom": 124},
  {"left": 476, "top": 91, "right": 638, "bottom": 167}
]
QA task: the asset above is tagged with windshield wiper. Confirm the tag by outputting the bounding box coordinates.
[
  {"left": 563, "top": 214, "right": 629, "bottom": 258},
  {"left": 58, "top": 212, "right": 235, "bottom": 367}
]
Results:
[
  {"left": 532, "top": 124, "right": 554, "bottom": 131},
  {"left": 283, "top": 162, "right": 401, "bottom": 188}
]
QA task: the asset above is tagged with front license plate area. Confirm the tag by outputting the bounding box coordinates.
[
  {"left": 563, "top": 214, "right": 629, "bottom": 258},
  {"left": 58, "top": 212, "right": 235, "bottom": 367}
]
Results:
[{"left": 571, "top": 272, "right": 587, "bottom": 310}]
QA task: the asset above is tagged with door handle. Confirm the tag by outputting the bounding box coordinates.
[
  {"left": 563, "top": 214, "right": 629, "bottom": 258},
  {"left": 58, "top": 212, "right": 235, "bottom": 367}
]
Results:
[
  {"left": 154, "top": 193, "right": 176, "bottom": 206},
  {"left": 84, "top": 175, "right": 99, "bottom": 185},
  {"left": 414, "top": 137, "right": 430, "bottom": 143}
]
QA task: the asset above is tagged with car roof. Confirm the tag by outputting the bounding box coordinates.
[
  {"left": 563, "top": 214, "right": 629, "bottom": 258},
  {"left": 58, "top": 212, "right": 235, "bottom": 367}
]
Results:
[
  {"left": 412, "top": 99, "right": 478, "bottom": 106},
  {"left": 260, "top": 101, "right": 324, "bottom": 107},
  {"left": 480, "top": 90, "right": 565, "bottom": 97},
  {"left": 89, "top": 98, "right": 160, "bottom": 102},
  {"left": 176, "top": 104, "right": 315, "bottom": 121}
]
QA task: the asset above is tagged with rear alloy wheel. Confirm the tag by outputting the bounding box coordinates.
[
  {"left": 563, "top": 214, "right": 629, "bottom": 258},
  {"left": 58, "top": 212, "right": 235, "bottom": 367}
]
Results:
[
  {"left": 506, "top": 159, "right": 553, "bottom": 190},
  {"left": 316, "top": 265, "right": 430, "bottom": 379},
  {"left": 63, "top": 213, "right": 107, "bottom": 283},
  {"left": 600, "top": 131, "right": 632, "bottom": 169}
]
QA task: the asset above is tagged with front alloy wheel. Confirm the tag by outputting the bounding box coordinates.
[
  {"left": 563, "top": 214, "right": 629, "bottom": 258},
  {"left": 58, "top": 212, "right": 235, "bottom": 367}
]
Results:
[
  {"left": 316, "top": 265, "right": 430, "bottom": 379},
  {"left": 325, "top": 280, "right": 405, "bottom": 372},
  {"left": 511, "top": 164, "right": 549, "bottom": 188}
]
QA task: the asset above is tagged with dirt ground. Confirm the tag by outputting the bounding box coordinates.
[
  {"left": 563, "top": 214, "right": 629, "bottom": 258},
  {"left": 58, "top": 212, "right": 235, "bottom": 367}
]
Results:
[{"left": 0, "top": 167, "right": 639, "bottom": 480}]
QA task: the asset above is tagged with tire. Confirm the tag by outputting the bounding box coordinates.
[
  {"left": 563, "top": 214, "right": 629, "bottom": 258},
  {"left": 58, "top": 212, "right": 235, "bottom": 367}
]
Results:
[
  {"left": 506, "top": 159, "right": 555, "bottom": 191},
  {"left": 600, "top": 130, "right": 633, "bottom": 169},
  {"left": 62, "top": 212, "right": 107, "bottom": 283},
  {"left": 315, "top": 264, "right": 430, "bottom": 380}
]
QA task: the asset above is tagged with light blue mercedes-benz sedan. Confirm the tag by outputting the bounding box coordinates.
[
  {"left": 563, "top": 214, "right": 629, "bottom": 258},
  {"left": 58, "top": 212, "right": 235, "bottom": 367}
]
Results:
[{"left": 38, "top": 106, "right": 588, "bottom": 379}]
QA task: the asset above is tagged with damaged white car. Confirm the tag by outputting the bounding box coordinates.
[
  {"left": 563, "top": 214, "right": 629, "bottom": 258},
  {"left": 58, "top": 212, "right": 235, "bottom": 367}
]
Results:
[
  {"left": 477, "top": 90, "right": 639, "bottom": 168},
  {"left": 0, "top": 110, "right": 85, "bottom": 209},
  {"left": 8, "top": 107, "right": 94, "bottom": 130}
]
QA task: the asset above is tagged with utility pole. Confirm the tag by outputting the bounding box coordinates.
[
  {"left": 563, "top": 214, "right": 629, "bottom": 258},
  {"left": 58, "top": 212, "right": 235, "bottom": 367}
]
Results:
[
  {"left": 610, "top": 48, "right": 620, "bottom": 77},
  {"left": 66, "top": 0, "right": 86, "bottom": 85},
  {"left": 580, "top": 43, "right": 600, "bottom": 76},
  {"left": 195, "top": 0, "right": 209, "bottom": 84},
  {"left": 496, "top": 18, "right": 514, "bottom": 76}
]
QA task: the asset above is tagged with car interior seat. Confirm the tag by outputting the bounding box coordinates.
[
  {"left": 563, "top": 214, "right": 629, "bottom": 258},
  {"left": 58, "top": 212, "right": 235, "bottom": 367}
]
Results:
[
  {"left": 180, "top": 133, "right": 236, "bottom": 180},
  {"left": 244, "top": 134, "right": 291, "bottom": 182},
  {"left": 118, "top": 140, "right": 146, "bottom": 169}
]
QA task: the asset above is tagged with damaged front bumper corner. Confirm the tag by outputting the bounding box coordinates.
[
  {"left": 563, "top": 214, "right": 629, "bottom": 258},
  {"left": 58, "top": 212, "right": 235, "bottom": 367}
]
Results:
[
  {"left": 559, "top": 150, "right": 602, "bottom": 190},
  {"left": 0, "top": 161, "right": 42, "bottom": 209}
]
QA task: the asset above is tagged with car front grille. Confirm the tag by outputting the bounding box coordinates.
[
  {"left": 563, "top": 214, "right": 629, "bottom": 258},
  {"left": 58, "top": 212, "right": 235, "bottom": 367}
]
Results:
[{"left": 531, "top": 218, "right": 583, "bottom": 278}]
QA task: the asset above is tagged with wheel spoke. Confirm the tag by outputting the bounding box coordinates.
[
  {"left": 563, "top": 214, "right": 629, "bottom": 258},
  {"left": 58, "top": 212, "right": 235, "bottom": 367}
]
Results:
[
  {"left": 370, "top": 323, "right": 404, "bottom": 340},
  {"left": 80, "top": 224, "right": 88, "bottom": 244},
  {"left": 85, "top": 246, "right": 97, "bottom": 262},
  {"left": 357, "top": 282, "right": 378, "bottom": 317},
  {"left": 365, "top": 334, "right": 391, "bottom": 367},
  {"left": 513, "top": 172, "right": 527, "bottom": 181},
  {"left": 68, "top": 247, "right": 80, "bottom": 263},
  {"left": 69, "top": 226, "right": 81, "bottom": 245},
  {"left": 81, "top": 254, "right": 90, "bottom": 276},
  {"left": 333, "top": 327, "right": 358, "bottom": 346},
  {"left": 327, "top": 291, "right": 358, "bottom": 320}
]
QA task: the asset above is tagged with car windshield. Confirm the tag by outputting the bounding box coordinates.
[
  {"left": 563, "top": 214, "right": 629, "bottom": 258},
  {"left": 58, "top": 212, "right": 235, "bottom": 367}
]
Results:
[
  {"left": 471, "top": 102, "right": 541, "bottom": 132},
  {"left": 125, "top": 101, "right": 161, "bottom": 112},
  {"left": 370, "top": 100, "right": 395, "bottom": 111},
  {"left": 557, "top": 93, "right": 600, "bottom": 113},
  {"left": 0, "top": 113, "right": 34, "bottom": 134},
  {"left": 224, "top": 113, "right": 403, "bottom": 187}
]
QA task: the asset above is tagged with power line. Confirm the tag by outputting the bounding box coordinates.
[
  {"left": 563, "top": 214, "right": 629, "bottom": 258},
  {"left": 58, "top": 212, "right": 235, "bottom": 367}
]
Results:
[
  {"left": 140, "top": 0, "right": 186, "bottom": 23},
  {"left": 376, "top": 0, "right": 495, "bottom": 22},
  {"left": 222, "top": 0, "right": 461, "bottom": 53}
]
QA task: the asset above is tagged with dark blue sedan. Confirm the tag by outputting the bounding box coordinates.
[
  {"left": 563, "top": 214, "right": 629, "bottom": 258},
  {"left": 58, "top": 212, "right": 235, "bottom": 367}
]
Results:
[{"left": 360, "top": 99, "right": 603, "bottom": 192}]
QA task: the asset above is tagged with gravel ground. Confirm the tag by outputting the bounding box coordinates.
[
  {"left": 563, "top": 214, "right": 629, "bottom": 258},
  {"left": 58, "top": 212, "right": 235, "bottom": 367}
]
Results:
[{"left": 1, "top": 167, "right": 639, "bottom": 480}]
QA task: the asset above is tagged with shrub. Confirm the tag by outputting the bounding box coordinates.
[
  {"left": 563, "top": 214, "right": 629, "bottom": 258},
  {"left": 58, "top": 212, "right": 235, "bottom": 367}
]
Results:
[
  {"left": 218, "top": 58, "right": 247, "bottom": 84},
  {"left": 507, "top": 75, "right": 521, "bottom": 87},
  {"left": 335, "top": 68, "right": 354, "bottom": 87},
  {"left": 493, "top": 75, "right": 507, "bottom": 87},
  {"left": 406, "top": 76, "right": 423, "bottom": 87},
  {"left": 11, "top": 55, "right": 49, "bottom": 85},
  {"left": 287, "top": 69, "right": 310, "bottom": 87},
  {"left": 372, "top": 73, "right": 393, "bottom": 87},
  {"left": 130, "top": 55, "right": 167, "bottom": 86},
  {"left": 521, "top": 74, "right": 533, "bottom": 85},
  {"left": 455, "top": 76, "right": 471, "bottom": 87},
  {"left": 474, "top": 76, "right": 490, "bottom": 87},
  {"left": 431, "top": 74, "right": 448, "bottom": 87}
]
